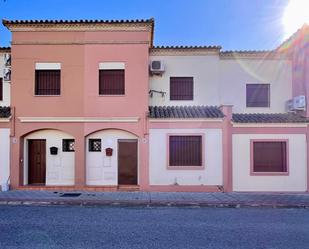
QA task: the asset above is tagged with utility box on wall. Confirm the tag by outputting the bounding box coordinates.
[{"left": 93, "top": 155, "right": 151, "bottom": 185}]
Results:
[
  {"left": 105, "top": 148, "right": 113, "bottom": 157},
  {"left": 50, "top": 147, "right": 58, "bottom": 155}
]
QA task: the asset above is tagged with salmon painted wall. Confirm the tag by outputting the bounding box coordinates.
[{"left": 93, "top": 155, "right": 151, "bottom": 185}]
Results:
[
  {"left": 11, "top": 30, "right": 150, "bottom": 118},
  {"left": 10, "top": 29, "right": 150, "bottom": 188},
  {"left": 83, "top": 43, "right": 149, "bottom": 118}
]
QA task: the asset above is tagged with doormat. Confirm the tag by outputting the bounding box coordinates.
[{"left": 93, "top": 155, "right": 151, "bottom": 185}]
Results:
[{"left": 59, "top": 193, "right": 82, "bottom": 197}]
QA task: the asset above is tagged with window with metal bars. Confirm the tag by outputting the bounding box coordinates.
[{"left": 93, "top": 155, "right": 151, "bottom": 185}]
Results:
[
  {"left": 99, "top": 69, "right": 125, "bottom": 95},
  {"left": 170, "top": 77, "right": 194, "bottom": 100},
  {"left": 89, "top": 139, "right": 102, "bottom": 152},
  {"left": 169, "top": 135, "right": 202, "bottom": 166},
  {"left": 35, "top": 70, "right": 61, "bottom": 96}
]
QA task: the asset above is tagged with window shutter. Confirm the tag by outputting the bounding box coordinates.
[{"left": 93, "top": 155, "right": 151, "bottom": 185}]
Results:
[
  {"left": 246, "top": 84, "right": 270, "bottom": 107},
  {"left": 253, "top": 141, "right": 287, "bottom": 172}
]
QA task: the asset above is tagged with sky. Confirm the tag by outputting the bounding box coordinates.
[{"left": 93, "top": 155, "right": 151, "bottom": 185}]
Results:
[{"left": 0, "top": 0, "right": 297, "bottom": 50}]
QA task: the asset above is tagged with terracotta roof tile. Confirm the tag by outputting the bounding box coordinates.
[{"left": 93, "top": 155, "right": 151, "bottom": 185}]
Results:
[
  {"left": 2, "top": 18, "right": 154, "bottom": 25},
  {"left": 149, "top": 106, "right": 224, "bottom": 119},
  {"left": 0, "top": 47, "right": 10, "bottom": 52},
  {"left": 232, "top": 113, "right": 309, "bottom": 123},
  {"left": 152, "top": 45, "right": 221, "bottom": 50}
]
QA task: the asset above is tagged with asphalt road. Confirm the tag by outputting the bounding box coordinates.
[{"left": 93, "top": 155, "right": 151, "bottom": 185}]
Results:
[{"left": 0, "top": 206, "right": 309, "bottom": 249}]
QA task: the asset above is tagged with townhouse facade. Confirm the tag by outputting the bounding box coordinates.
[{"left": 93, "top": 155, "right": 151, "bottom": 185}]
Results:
[{"left": 0, "top": 19, "right": 308, "bottom": 192}]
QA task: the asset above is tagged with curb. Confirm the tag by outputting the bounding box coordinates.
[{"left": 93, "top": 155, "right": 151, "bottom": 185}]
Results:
[{"left": 1, "top": 199, "right": 309, "bottom": 209}]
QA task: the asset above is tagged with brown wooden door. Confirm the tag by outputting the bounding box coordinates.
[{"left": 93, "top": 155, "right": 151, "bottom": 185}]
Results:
[
  {"left": 118, "top": 139, "right": 138, "bottom": 185},
  {"left": 28, "top": 139, "right": 46, "bottom": 184}
]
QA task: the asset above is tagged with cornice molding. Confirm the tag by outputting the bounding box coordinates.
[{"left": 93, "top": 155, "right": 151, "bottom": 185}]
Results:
[
  {"left": 12, "top": 40, "right": 150, "bottom": 45},
  {"left": 150, "top": 49, "right": 220, "bottom": 56},
  {"left": 18, "top": 117, "right": 140, "bottom": 123},
  {"left": 4, "top": 22, "right": 153, "bottom": 32}
]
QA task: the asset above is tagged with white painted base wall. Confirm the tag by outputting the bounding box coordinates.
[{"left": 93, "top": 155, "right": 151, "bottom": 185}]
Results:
[
  {"left": 233, "top": 134, "right": 307, "bottom": 192},
  {"left": 86, "top": 129, "right": 138, "bottom": 186},
  {"left": 0, "top": 129, "right": 10, "bottom": 189},
  {"left": 24, "top": 130, "right": 75, "bottom": 186},
  {"left": 149, "top": 128, "right": 223, "bottom": 186}
]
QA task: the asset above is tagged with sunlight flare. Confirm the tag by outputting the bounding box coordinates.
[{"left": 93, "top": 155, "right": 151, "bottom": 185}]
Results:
[{"left": 282, "top": 0, "right": 309, "bottom": 38}]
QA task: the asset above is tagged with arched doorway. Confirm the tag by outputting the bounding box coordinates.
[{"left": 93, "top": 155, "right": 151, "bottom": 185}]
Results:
[
  {"left": 86, "top": 129, "right": 139, "bottom": 186},
  {"left": 23, "top": 129, "right": 75, "bottom": 186}
]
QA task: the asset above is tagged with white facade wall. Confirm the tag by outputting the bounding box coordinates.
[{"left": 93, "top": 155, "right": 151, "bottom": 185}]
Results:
[
  {"left": 219, "top": 59, "right": 292, "bottom": 113},
  {"left": 149, "top": 54, "right": 292, "bottom": 113},
  {"left": 232, "top": 134, "right": 307, "bottom": 192},
  {"left": 0, "top": 53, "right": 10, "bottom": 107},
  {"left": 149, "top": 55, "right": 221, "bottom": 106},
  {"left": 23, "top": 130, "right": 75, "bottom": 186},
  {"left": 86, "top": 129, "right": 138, "bottom": 186},
  {"left": 0, "top": 128, "right": 10, "bottom": 188},
  {"left": 149, "top": 128, "right": 223, "bottom": 186}
]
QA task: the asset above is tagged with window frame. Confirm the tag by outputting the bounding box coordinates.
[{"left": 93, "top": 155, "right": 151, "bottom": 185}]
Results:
[
  {"left": 246, "top": 83, "right": 270, "bottom": 108},
  {"left": 88, "top": 138, "right": 102, "bottom": 152},
  {"left": 62, "top": 139, "right": 75, "bottom": 152},
  {"left": 34, "top": 69, "right": 61, "bottom": 96},
  {"left": 99, "top": 69, "right": 125, "bottom": 96},
  {"left": 250, "top": 139, "right": 289, "bottom": 176},
  {"left": 170, "top": 77, "right": 194, "bottom": 101},
  {"left": 166, "top": 133, "right": 204, "bottom": 170}
]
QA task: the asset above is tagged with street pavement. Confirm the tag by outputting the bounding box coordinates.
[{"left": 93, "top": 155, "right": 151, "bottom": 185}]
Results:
[
  {"left": 0, "top": 205, "right": 309, "bottom": 249},
  {"left": 1, "top": 191, "right": 309, "bottom": 208}
]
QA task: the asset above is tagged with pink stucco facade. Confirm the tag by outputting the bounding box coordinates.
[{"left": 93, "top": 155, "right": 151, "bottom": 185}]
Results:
[{"left": 7, "top": 21, "right": 152, "bottom": 190}]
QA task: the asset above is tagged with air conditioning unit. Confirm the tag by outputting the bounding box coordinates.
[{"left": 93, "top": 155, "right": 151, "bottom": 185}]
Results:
[
  {"left": 286, "top": 95, "right": 306, "bottom": 111},
  {"left": 3, "top": 68, "right": 11, "bottom": 82},
  {"left": 4, "top": 53, "right": 11, "bottom": 67},
  {"left": 150, "top": 60, "right": 165, "bottom": 75}
]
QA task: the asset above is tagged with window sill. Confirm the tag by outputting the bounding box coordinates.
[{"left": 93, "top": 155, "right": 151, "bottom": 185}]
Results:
[
  {"left": 167, "top": 166, "right": 205, "bottom": 170},
  {"left": 170, "top": 100, "right": 194, "bottom": 101},
  {"left": 98, "top": 94, "right": 126, "bottom": 97},
  {"left": 250, "top": 172, "right": 289, "bottom": 176},
  {"left": 245, "top": 106, "right": 270, "bottom": 108},
  {"left": 34, "top": 95, "right": 61, "bottom": 97}
]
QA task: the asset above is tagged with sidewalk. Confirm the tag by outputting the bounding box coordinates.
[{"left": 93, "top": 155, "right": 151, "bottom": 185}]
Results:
[{"left": 0, "top": 190, "right": 309, "bottom": 208}]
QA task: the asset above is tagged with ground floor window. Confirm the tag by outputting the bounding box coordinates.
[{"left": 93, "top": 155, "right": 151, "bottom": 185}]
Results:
[
  {"left": 62, "top": 139, "right": 75, "bottom": 152},
  {"left": 168, "top": 135, "right": 203, "bottom": 167},
  {"left": 89, "top": 139, "right": 102, "bottom": 152},
  {"left": 252, "top": 140, "right": 288, "bottom": 173}
]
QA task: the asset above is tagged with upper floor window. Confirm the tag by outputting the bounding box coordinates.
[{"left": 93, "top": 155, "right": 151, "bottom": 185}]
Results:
[
  {"left": 170, "top": 77, "right": 194, "bottom": 100},
  {"left": 99, "top": 62, "right": 125, "bottom": 95},
  {"left": 246, "top": 84, "right": 270, "bottom": 107},
  {"left": 0, "top": 78, "right": 3, "bottom": 101},
  {"left": 99, "top": 69, "right": 125, "bottom": 95},
  {"left": 252, "top": 140, "right": 288, "bottom": 173},
  {"left": 168, "top": 135, "right": 203, "bottom": 167},
  {"left": 35, "top": 63, "right": 61, "bottom": 96}
]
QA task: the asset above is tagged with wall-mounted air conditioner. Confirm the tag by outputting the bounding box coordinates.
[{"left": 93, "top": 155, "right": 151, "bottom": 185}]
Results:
[
  {"left": 150, "top": 60, "right": 165, "bottom": 75},
  {"left": 286, "top": 95, "right": 306, "bottom": 111},
  {"left": 3, "top": 68, "right": 11, "bottom": 82},
  {"left": 4, "top": 53, "right": 11, "bottom": 67}
]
